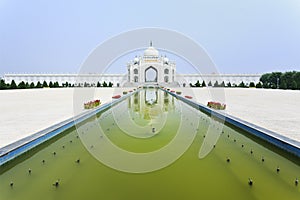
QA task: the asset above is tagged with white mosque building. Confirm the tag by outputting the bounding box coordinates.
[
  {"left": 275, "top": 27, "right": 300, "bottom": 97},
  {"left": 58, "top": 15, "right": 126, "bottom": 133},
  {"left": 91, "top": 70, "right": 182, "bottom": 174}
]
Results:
[
  {"left": 126, "top": 41, "right": 176, "bottom": 86},
  {"left": 3, "top": 43, "right": 261, "bottom": 87}
]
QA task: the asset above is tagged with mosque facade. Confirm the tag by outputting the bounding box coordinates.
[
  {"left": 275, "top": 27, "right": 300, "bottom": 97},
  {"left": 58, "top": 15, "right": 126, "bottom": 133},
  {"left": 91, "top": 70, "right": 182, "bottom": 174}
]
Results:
[{"left": 126, "top": 42, "right": 176, "bottom": 85}]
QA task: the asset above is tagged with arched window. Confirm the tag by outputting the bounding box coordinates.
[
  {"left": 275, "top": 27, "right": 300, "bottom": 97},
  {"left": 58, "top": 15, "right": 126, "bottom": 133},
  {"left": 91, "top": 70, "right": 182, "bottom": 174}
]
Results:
[
  {"left": 134, "top": 69, "right": 138, "bottom": 74},
  {"left": 164, "top": 68, "right": 169, "bottom": 74},
  {"left": 134, "top": 76, "right": 138, "bottom": 82},
  {"left": 145, "top": 66, "right": 157, "bottom": 82}
]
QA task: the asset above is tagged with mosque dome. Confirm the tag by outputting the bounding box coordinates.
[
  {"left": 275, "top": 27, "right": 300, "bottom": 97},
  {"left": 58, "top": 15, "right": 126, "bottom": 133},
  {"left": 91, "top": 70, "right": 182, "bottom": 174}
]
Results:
[
  {"left": 144, "top": 42, "right": 159, "bottom": 57},
  {"left": 144, "top": 46, "right": 159, "bottom": 57}
]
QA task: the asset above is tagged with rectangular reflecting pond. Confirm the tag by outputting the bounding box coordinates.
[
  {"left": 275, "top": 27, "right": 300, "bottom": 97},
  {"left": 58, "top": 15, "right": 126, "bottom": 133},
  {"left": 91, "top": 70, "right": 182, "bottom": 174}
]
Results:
[{"left": 0, "top": 88, "right": 299, "bottom": 200}]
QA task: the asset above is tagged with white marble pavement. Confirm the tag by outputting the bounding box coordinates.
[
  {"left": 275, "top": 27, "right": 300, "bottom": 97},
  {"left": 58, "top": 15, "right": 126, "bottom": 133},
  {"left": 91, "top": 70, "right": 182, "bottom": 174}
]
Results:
[{"left": 0, "top": 87, "right": 299, "bottom": 148}]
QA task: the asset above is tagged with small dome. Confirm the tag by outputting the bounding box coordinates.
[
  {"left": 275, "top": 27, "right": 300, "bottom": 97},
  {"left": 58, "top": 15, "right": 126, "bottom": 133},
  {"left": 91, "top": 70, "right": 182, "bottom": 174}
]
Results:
[
  {"left": 144, "top": 46, "right": 159, "bottom": 57},
  {"left": 134, "top": 57, "right": 139, "bottom": 64},
  {"left": 163, "top": 57, "right": 169, "bottom": 64}
]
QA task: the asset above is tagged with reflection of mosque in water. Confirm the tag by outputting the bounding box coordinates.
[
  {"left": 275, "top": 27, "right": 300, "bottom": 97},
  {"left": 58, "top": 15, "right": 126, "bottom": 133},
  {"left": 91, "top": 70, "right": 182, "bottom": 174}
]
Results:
[{"left": 127, "top": 89, "right": 175, "bottom": 119}]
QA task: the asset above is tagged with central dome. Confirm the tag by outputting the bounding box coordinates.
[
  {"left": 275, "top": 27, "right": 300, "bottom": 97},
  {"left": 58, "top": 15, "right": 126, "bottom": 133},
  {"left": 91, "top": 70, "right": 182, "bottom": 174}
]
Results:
[{"left": 144, "top": 46, "right": 159, "bottom": 57}]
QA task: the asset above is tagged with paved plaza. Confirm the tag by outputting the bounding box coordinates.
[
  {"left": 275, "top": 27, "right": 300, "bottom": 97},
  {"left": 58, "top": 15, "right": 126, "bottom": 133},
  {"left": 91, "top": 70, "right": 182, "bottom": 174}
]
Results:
[{"left": 0, "top": 87, "right": 299, "bottom": 148}]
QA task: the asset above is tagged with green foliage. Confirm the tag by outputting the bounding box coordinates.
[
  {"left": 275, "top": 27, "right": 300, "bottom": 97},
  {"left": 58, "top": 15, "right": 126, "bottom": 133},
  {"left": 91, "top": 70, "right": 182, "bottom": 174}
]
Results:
[
  {"left": 0, "top": 79, "right": 7, "bottom": 89},
  {"left": 291, "top": 80, "right": 297, "bottom": 90},
  {"left": 293, "top": 72, "right": 300, "bottom": 89},
  {"left": 42, "top": 81, "right": 48, "bottom": 87},
  {"left": 208, "top": 81, "right": 212, "bottom": 86},
  {"left": 97, "top": 81, "right": 101, "bottom": 87},
  {"left": 108, "top": 82, "right": 113, "bottom": 87},
  {"left": 195, "top": 80, "right": 201, "bottom": 87},
  {"left": 255, "top": 82, "right": 262, "bottom": 88},
  {"left": 64, "top": 82, "right": 69, "bottom": 87},
  {"left": 18, "top": 81, "right": 26, "bottom": 89},
  {"left": 238, "top": 81, "right": 246, "bottom": 88},
  {"left": 30, "top": 82, "right": 35, "bottom": 88},
  {"left": 53, "top": 82, "right": 60, "bottom": 88},
  {"left": 249, "top": 82, "right": 255, "bottom": 87},
  {"left": 49, "top": 81, "right": 53, "bottom": 88},
  {"left": 202, "top": 80, "right": 206, "bottom": 87},
  {"left": 10, "top": 80, "right": 17, "bottom": 89},
  {"left": 226, "top": 82, "right": 232, "bottom": 87},
  {"left": 220, "top": 81, "right": 225, "bottom": 87},
  {"left": 36, "top": 81, "right": 42, "bottom": 88},
  {"left": 260, "top": 71, "right": 299, "bottom": 90},
  {"left": 102, "top": 81, "right": 108, "bottom": 87},
  {"left": 213, "top": 81, "right": 219, "bottom": 87}
]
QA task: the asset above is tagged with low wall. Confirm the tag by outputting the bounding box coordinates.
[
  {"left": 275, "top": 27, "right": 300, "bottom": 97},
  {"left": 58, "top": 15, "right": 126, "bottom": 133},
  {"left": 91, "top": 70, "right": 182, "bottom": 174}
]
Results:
[{"left": 164, "top": 89, "right": 300, "bottom": 158}]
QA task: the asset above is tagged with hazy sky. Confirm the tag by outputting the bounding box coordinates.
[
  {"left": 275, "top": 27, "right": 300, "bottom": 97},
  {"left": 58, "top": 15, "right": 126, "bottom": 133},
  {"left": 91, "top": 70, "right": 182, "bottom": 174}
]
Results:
[{"left": 1, "top": 0, "right": 300, "bottom": 76}]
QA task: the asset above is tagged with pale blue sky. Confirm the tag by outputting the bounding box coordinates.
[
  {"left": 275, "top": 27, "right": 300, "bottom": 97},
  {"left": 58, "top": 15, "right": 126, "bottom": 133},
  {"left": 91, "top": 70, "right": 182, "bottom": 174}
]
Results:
[{"left": 1, "top": 0, "right": 300, "bottom": 76}]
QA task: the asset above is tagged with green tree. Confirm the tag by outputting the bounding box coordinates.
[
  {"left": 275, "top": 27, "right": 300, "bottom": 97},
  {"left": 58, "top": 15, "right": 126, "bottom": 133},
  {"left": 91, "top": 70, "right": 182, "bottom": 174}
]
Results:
[
  {"left": 208, "top": 81, "right": 212, "bottom": 86},
  {"left": 0, "top": 79, "right": 7, "bottom": 90},
  {"left": 102, "top": 81, "right": 107, "bottom": 87},
  {"left": 213, "top": 81, "right": 219, "bottom": 87},
  {"left": 262, "top": 82, "right": 269, "bottom": 88},
  {"left": 249, "top": 82, "right": 255, "bottom": 87},
  {"left": 97, "top": 81, "right": 101, "bottom": 87},
  {"left": 259, "top": 71, "right": 300, "bottom": 90},
  {"left": 10, "top": 80, "right": 17, "bottom": 89},
  {"left": 18, "top": 81, "right": 26, "bottom": 89},
  {"left": 25, "top": 82, "right": 29, "bottom": 88},
  {"left": 226, "top": 82, "right": 232, "bottom": 87},
  {"left": 220, "top": 81, "right": 225, "bottom": 87},
  {"left": 291, "top": 80, "right": 297, "bottom": 90},
  {"left": 42, "top": 81, "right": 48, "bottom": 87},
  {"left": 202, "top": 80, "right": 206, "bottom": 87},
  {"left": 279, "top": 79, "right": 287, "bottom": 89},
  {"left": 195, "top": 80, "right": 201, "bottom": 87},
  {"left": 238, "top": 81, "right": 245, "bottom": 88},
  {"left": 189, "top": 83, "right": 193, "bottom": 87},
  {"left": 36, "top": 81, "right": 42, "bottom": 88},
  {"left": 260, "top": 72, "right": 282, "bottom": 89},
  {"left": 280, "top": 71, "right": 294, "bottom": 89},
  {"left": 292, "top": 72, "right": 300, "bottom": 89},
  {"left": 255, "top": 82, "right": 262, "bottom": 88},
  {"left": 269, "top": 72, "right": 282, "bottom": 89},
  {"left": 30, "top": 82, "right": 35, "bottom": 88},
  {"left": 49, "top": 81, "right": 53, "bottom": 88},
  {"left": 53, "top": 82, "right": 60, "bottom": 88},
  {"left": 260, "top": 73, "right": 271, "bottom": 88},
  {"left": 108, "top": 82, "right": 113, "bottom": 87}
]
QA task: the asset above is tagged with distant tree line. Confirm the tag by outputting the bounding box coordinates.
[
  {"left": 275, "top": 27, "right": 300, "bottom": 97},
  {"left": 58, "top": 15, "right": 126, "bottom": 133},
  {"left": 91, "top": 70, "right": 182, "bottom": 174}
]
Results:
[
  {"left": 189, "top": 80, "right": 261, "bottom": 88},
  {"left": 0, "top": 79, "right": 114, "bottom": 90},
  {"left": 189, "top": 71, "right": 300, "bottom": 90},
  {"left": 259, "top": 71, "right": 300, "bottom": 90}
]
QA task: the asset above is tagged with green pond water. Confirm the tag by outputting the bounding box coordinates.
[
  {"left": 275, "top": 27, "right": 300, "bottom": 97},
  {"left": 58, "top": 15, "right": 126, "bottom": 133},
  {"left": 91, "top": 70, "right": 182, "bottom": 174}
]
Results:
[{"left": 0, "top": 89, "right": 299, "bottom": 200}]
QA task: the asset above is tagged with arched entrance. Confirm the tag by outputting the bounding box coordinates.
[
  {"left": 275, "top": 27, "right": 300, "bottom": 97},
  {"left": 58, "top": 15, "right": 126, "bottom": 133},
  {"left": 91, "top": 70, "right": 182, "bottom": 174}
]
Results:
[{"left": 145, "top": 66, "right": 158, "bottom": 82}]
